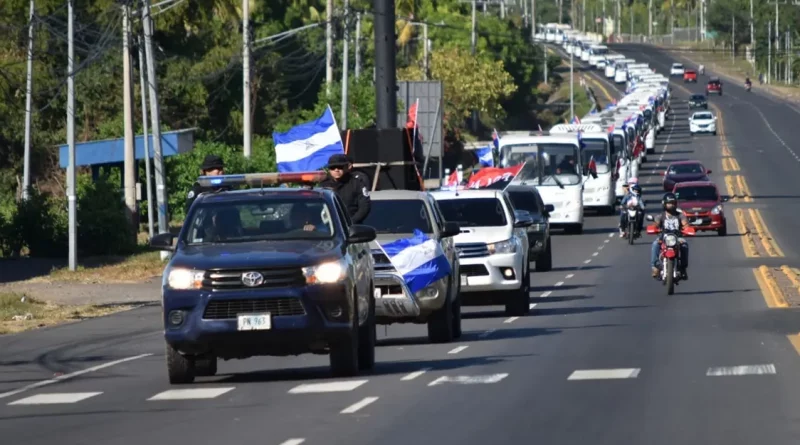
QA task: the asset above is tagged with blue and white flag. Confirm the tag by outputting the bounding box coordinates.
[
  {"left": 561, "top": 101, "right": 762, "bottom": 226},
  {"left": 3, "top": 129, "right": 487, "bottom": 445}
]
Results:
[
  {"left": 273, "top": 105, "right": 344, "bottom": 172},
  {"left": 379, "top": 230, "right": 452, "bottom": 294},
  {"left": 476, "top": 146, "right": 494, "bottom": 167}
]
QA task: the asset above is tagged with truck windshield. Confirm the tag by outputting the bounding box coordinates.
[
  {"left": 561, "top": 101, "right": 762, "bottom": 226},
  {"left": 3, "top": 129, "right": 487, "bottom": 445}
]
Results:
[
  {"left": 183, "top": 198, "right": 335, "bottom": 244},
  {"left": 361, "top": 199, "right": 433, "bottom": 234},
  {"left": 437, "top": 198, "right": 507, "bottom": 227}
]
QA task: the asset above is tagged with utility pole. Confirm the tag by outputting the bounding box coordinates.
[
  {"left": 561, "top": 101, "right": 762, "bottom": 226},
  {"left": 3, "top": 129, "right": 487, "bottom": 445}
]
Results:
[
  {"left": 700, "top": 0, "right": 704, "bottom": 41},
  {"left": 242, "top": 0, "right": 251, "bottom": 157},
  {"left": 142, "top": 0, "right": 169, "bottom": 236},
  {"left": 326, "top": 0, "right": 333, "bottom": 94},
  {"left": 630, "top": 2, "right": 633, "bottom": 36},
  {"left": 501, "top": 0, "right": 506, "bottom": 19},
  {"left": 750, "top": 0, "right": 754, "bottom": 63},
  {"left": 768, "top": 21, "right": 772, "bottom": 84},
  {"left": 732, "top": 14, "right": 735, "bottom": 63},
  {"left": 582, "top": 0, "right": 586, "bottom": 32},
  {"left": 122, "top": 3, "right": 137, "bottom": 233},
  {"left": 423, "top": 23, "right": 429, "bottom": 80},
  {"left": 22, "top": 0, "right": 34, "bottom": 201},
  {"left": 571, "top": 0, "right": 575, "bottom": 30},
  {"left": 138, "top": 38, "right": 155, "bottom": 239},
  {"left": 570, "top": 47, "right": 574, "bottom": 120},
  {"left": 616, "top": 0, "right": 621, "bottom": 37},
  {"left": 524, "top": 0, "right": 528, "bottom": 28},
  {"left": 471, "top": 0, "right": 478, "bottom": 131},
  {"left": 355, "top": 12, "right": 361, "bottom": 79},
  {"left": 374, "top": 0, "right": 397, "bottom": 129},
  {"left": 66, "top": 0, "right": 77, "bottom": 271},
  {"left": 531, "top": 0, "right": 536, "bottom": 39},
  {"left": 648, "top": 0, "right": 653, "bottom": 37},
  {"left": 602, "top": 0, "right": 606, "bottom": 36},
  {"left": 559, "top": 0, "right": 563, "bottom": 24},
  {"left": 341, "top": 0, "right": 349, "bottom": 129}
]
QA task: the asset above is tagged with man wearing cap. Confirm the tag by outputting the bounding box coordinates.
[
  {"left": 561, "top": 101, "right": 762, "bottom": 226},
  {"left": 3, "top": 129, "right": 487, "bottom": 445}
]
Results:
[
  {"left": 319, "top": 153, "right": 371, "bottom": 224},
  {"left": 186, "top": 154, "right": 229, "bottom": 212}
]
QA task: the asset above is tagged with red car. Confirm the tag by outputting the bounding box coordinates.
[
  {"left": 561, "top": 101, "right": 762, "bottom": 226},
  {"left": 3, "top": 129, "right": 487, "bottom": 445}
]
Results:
[
  {"left": 707, "top": 77, "right": 722, "bottom": 95},
  {"left": 673, "top": 181, "right": 728, "bottom": 235},
  {"left": 683, "top": 70, "right": 697, "bottom": 83},
  {"left": 662, "top": 160, "right": 711, "bottom": 191}
]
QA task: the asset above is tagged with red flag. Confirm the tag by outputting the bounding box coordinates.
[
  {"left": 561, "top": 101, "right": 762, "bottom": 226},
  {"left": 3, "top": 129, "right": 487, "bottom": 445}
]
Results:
[
  {"left": 405, "top": 102, "right": 417, "bottom": 130},
  {"left": 445, "top": 170, "right": 459, "bottom": 187},
  {"left": 588, "top": 156, "right": 597, "bottom": 173},
  {"left": 465, "top": 165, "right": 524, "bottom": 189}
]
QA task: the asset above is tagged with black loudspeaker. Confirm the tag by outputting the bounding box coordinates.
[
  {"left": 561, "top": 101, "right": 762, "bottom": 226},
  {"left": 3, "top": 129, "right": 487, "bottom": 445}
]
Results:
[{"left": 343, "top": 128, "right": 423, "bottom": 191}]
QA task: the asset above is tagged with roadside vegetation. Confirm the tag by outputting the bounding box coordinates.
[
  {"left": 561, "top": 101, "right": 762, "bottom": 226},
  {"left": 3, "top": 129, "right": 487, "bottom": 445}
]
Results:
[
  {"left": 0, "top": 293, "right": 135, "bottom": 334},
  {"left": 0, "top": 0, "right": 585, "bottom": 283}
]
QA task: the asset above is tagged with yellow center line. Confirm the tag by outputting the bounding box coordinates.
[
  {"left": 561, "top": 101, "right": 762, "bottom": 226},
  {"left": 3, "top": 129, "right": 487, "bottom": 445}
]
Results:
[
  {"left": 724, "top": 175, "right": 737, "bottom": 199},
  {"left": 734, "top": 208, "right": 758, "bottom": 257},
  {"left": 781, "top": 265, "right": 800, "bottom": 290},
  {"left": 787, "top": 334, "right": 800, "bottom": 356},
  {"left": 753, "top": 266, "right": 789, "bottom": 308},
  {"left": 748, "top": 209, "right": 784, "bottom": 257},
  {"left": 736, "top": 175, "right": 753, "bottom": 202}
]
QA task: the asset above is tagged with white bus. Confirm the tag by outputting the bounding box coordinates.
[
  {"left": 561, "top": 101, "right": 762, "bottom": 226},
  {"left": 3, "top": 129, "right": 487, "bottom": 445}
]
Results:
[
  {"left": 550, "top": 124, "right": 616, "bottom": 215},
  {"left": 499, "top": 134, "right": 590, "bottom": 234}
]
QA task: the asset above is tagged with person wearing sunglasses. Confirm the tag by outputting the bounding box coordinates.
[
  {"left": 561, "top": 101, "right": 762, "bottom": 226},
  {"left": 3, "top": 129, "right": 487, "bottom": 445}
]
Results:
[{"left": 319, "top": 153, "right": 371, "bottom": 224}]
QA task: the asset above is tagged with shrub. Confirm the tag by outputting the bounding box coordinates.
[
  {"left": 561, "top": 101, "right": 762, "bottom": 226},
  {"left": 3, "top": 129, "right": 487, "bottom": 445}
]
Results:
[
  {"left": 11, "top": 188, "right": 68, "bottom": 258},
  {"left": 76, "top": 175, "right": 137, "bottom": 256}
]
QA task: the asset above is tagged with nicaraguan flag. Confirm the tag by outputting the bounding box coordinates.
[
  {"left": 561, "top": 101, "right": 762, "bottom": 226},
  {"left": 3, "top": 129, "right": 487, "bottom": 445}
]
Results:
[
  {"left": 273, "top": 105, "right": 344, "bottom": 172},
  {"left": 571, "top": 115, "right": 581, "bottom": 124},
  {"left": 476, "top": 146, "right": 494, "bottom": 167},
  {"left": 491, "top": 128, "right": 500, "bottom": 150},
  {"left": 379, "top": 229, "right": 452, "bottom": 294}
]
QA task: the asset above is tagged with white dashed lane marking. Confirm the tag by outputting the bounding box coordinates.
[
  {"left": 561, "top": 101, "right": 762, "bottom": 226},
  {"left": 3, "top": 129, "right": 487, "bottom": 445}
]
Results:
[
  {"left": 592, "top": 252, "right": 599, "bottom": 256},
  {"left": 554, "top": 281, "right": 564, "bottom": 287},
  {"left": 428, "top": 373, "right": 509, "bottom": 386},
  {"left": 706, "top": 364, "right": 776, "bottom": 376},
  {"left": 340, "top": 396, "right": 379, "bottom": 414},
  {"left": 279, "top": 440, "right": 306, "bottom": 445},
  {"left": 401, "top": 369, "right": 431, "bottom": 381},
  {"left": 503, "top": 317, "right": 519, "bottom": 324},
  {"left": 8, "top": 392, "right": 103, "bottom": 405},
  {"left": 567, "top": 368, "right": 641, "bottom": 380},
  {"left": 529, "top": 303, "right": 537, "bottom": 310},
  {"left": 448, "top": 346, "right": 469, "bottom": 354},
  {"left": 540, "top": 291, "right": 552, "bottom": 298},
  {"left": 147, "top": 387, "right": 235, "bottom": 401},
  {"left": 565, "top": 274, "right": 574, "bottom": 279},
  {"left": 584, "top": 259, "right": 592, "bottom": 264},
  {"left": 288, "top": 380, "right": 368, "bottom": 394}
]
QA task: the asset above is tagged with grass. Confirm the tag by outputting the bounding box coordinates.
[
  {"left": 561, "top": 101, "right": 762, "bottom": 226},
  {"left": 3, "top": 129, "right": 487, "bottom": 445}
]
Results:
[
  {"left": 0, "top": 292, "right": 136, "bottom": 335},
  {"left": 29, "top": 250, "right": 166, "bottom": 284}
]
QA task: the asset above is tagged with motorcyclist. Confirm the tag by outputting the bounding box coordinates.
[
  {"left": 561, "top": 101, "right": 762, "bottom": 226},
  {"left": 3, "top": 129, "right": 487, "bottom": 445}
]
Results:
[
  {"left": 745, "top": 76, "right": 752, "bottom": 90},
  {"left": 699, "top": 64, "right": 705, "bottom": 75},
  {"left": 650, "top": 193, "right": 690, "bottom": 279},
  {"left": 619, "top": 183, "right": 645, "bottom": 237}
]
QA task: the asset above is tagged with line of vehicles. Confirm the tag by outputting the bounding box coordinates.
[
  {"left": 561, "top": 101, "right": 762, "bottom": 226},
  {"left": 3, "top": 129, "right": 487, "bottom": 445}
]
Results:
[{"left": 144, "top": 34, "right": 689, "bottom": 385}]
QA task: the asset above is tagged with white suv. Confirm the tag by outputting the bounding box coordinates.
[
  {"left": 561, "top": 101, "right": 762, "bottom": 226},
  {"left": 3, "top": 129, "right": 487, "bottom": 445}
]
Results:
[
  {"left": 670, "top": 63, "right": 685, "bottom": 76},
  {"left": 430, "top": 189, "right": 532, "bottom": 316}
]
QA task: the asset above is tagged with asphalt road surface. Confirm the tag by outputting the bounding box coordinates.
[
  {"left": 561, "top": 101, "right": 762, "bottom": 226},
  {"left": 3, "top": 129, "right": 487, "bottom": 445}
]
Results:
[{"left": 3, "top": 45, "right": 800, "bottom": 445}]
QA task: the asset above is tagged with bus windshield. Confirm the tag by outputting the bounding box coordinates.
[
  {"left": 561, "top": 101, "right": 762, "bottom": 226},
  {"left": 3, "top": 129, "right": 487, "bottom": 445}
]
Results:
[
  {"left": 581, "top": 139, "right": 610, "bottom": 174},
  {"left": 500, "top": 143, "right": 581, "bottom": 186}
]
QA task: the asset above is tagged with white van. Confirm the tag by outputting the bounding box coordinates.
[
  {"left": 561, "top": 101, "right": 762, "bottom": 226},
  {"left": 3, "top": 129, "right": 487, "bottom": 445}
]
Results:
[
  {"left": 588, "top": 45, "right": 609, "bottom": 68},
  {"left": 549, "top": 124, "right": 616, "bottom": 214},
  {"left": 605, "top": 55, "right": 625, "bottom": 78}
]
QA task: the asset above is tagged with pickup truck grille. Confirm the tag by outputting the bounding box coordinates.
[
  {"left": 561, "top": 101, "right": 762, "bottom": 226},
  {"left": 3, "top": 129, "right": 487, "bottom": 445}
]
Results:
[
  {"left": 456, "top": 243, "right": 489, "bottom": 259},
  {"left": 371, "top": 249, "right": 396, "bottom": 271},
  {"left": 203, "top": 298, "right": 305, "bottom": 319},
  {"left": 203, "top": 267, "right": 305, "bottom": 291}
]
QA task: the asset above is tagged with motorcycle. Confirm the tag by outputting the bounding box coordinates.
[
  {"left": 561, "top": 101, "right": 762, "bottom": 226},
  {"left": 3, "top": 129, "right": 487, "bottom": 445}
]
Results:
[
  {"left": 625, "top": 206, "right": 642, "bottom": 245},
  {"left": 745, "top": 82, "right": 752, "bottom": 92},
  {"left": 645, "top": 215, "right": 696, "bottom": 295}
]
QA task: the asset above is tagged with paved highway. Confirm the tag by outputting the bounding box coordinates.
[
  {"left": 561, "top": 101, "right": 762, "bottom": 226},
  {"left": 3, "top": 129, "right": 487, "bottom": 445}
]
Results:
[{"left": 3, "top": 45, "right": 800, "bottom": 444}]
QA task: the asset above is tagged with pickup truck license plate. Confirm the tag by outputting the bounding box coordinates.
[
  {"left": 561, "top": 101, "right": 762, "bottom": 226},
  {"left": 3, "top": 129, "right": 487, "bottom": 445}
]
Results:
[
  {"left": 237, "top": 313, "right": 271, "bottom": 331},
  {"left": 460, "top": 275, "right": 468, "bottom": 286}
]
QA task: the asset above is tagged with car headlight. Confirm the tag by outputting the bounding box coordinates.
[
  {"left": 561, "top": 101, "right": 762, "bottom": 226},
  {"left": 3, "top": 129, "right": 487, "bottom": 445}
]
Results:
[
  {"left": 663, "top": 234, "right": 679, "bottom": 247},
  {"left": 711, "top": 205, "right": 723, "bottom": 215},
  {"left": 302, "top": 258, "right": 347, "bottom": 284},
  {"left": 167, "top": 268, "right": 205, "bottom": 290},
  {"left": 488, "top": 239, "right": 517, "bottom": 254}
]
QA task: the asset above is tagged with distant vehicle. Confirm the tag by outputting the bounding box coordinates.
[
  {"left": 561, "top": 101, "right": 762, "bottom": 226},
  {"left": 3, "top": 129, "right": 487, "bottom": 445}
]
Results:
[
  {"left": 707, "top": 77, "right": 723, "bottom": 95},
  {"left": 662, "top": 160, "right": 712, "bottom": 192},
  {"left": 688, "top": 94, "right": 708, "bottom": 109},
  {"left": 683, "top": 69, "right": 697, "bottom": 83},
  {"left": 504, "top": 185, "right": 555, "bottom": 272},
  {"left": 670, "top": 63, "right": 685, "bottom": 76},
  {"left": 672, "top": 181, "right": 728, "bottom": 236},
  {"left": 689, "top": 111, "right": 717, "bottom": 136}
]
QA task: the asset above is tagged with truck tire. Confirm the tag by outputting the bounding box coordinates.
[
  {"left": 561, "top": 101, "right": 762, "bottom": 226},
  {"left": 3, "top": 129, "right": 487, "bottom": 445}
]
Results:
[
  {"left": 535, "top": 238, "right": 553, "bottom": 272},
  {"left": 166, "top": 344, "right": 196, "bottom": 384},
  {"left": 505, "top": 262, "right": 530, "bottom": 316},
  {"left": 330, "top": 290, "right": 360, "bottom": 377},
  {"left": 451, "top": 280, "right": 462, "bottom": 339},
  {"left": 427, "top": 279, "right": 455, "bottom": 343},
  {"left": 357, "top": 284, "right": 376, "bottom": 370}
]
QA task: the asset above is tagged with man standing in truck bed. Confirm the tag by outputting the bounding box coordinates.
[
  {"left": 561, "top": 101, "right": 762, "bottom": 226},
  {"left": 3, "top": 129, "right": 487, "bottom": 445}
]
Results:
[{"left": 319, "top": 154, "right": 371, "bottom": 224}]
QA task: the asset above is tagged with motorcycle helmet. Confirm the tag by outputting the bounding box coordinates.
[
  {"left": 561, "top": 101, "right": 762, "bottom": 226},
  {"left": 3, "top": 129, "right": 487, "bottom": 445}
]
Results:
[
  {"left": 631, "top": 184, "right": 642, "bottom": 195},
  {"left": 662, "top": 192, "right": 678, "bottom": 213}
]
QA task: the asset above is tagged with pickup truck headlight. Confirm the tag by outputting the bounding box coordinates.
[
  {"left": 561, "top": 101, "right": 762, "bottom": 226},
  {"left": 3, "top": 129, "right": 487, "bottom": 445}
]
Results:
[
  {"left": 303, "top": 258, "right": 347, "bottom": 284},
  {"left": 488, "top": 239, "right": 517, "bottom": 254},
  {"left": 167, "top": 268, "right": 205, "bottom": 290},
  {"left": 529, "top": 223, "right": 546, "bottom": 232},
  {"left": 711, "top": 205, "right": 723, "bottom": 215}
]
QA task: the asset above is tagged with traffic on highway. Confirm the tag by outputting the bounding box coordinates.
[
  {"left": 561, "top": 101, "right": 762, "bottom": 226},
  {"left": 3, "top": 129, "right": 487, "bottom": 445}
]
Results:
[{"left": 4, "top": 30, "right": 800, "bottom": 445}]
